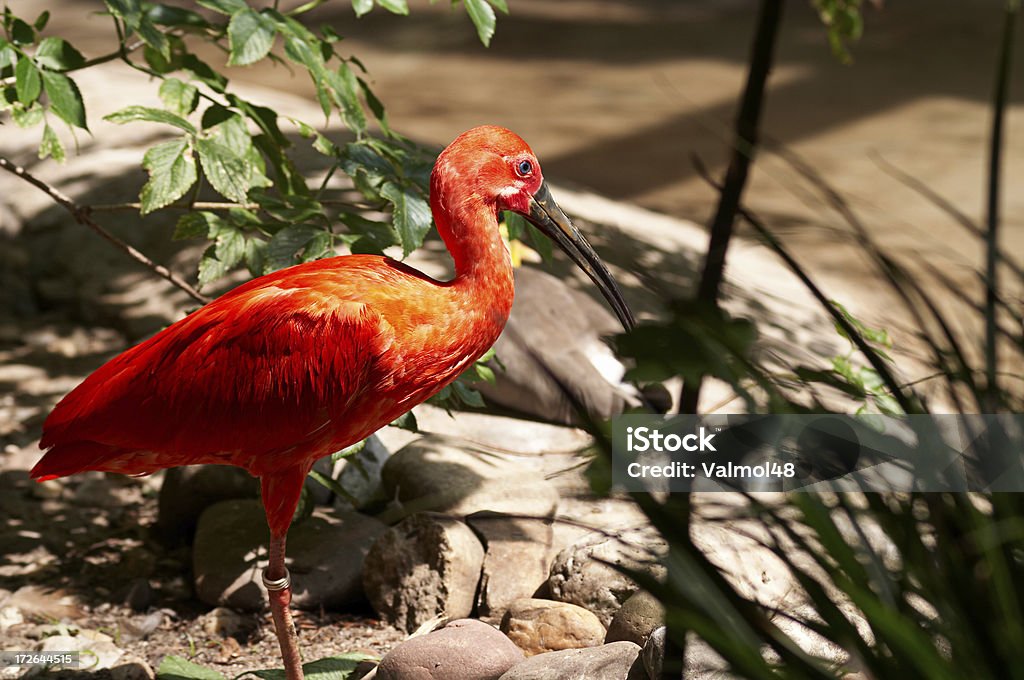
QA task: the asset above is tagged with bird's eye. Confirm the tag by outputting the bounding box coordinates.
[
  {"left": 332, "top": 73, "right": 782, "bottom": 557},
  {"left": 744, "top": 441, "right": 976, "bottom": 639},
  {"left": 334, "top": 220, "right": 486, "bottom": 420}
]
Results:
[{"left": 516, "top": 159, "right": 533, "bottom": 177}]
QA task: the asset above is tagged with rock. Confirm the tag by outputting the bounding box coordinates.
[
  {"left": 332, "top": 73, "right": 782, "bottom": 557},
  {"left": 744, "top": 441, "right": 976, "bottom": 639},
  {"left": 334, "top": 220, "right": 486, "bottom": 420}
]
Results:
[
  {"left": 157, "top": 458, "right": 335, "bottom": 543},
  {"left": 40, "top": 633, "right": 124, "bottom": 671},
  {"left": 121, "top": 577, "right": 154, "bottom": 612},
  {"left": 111, "top": 655, "right": 156, "bottom": 680},
  {"left": 642, "top": 628, "right": 733, "bottom": 680},
  {"left": 475, "top": 266, "right": 636, "bottom": 426},
  {"left": 201, "top": 607, "right": 256, "bottom": 640},
  {"left": 498, "top": 641, "right": 644, "bottom": 680},
  {"left": 70, "top": 474, "right": 143, "bottom": 509},
  {"left": 363, "top": 513, "right": 484, "bottom": 633},
  {"left": 605, "top": 590, "right": 664, "bottom": 647},
  {"left": 381, "top": 435, "right": 559, "bottom": 518},
  {"left": 157, "top": 466, "right": 259, "bottom": 543},
  {"left": 467, "top": 512, "right": 555, "bottom": 618},
  {"left": 193, "top": 500, "right": 386, "bottom": 611},
  {"left": 376, "top": 618, "right": 523, "bottom": 680},
  {"left": 499, "top": 598, "right": 605, "bottom": 657},
  {"left": 547, "top": 531, "right": 665, "bottom": 627},
  {"left": 332, "top": 434, "right": 391, "bottom": 511}
]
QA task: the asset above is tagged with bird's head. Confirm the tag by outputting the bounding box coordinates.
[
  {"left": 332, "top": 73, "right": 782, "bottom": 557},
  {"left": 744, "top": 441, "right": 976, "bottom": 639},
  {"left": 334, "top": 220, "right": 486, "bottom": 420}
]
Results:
[{"left": 433, "top": 125, "right": 636, "bottom": 331}]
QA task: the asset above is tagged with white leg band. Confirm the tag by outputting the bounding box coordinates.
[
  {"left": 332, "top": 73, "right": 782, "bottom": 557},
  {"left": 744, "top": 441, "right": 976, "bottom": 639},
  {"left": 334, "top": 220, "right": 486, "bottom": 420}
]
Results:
[{"left": 262, "top": 568, "right": 291, "bottom": 591}]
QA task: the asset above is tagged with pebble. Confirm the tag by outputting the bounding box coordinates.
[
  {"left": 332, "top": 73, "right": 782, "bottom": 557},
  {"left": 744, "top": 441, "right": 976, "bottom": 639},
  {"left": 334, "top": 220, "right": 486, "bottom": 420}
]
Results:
[
  {"left": 499, "top": 598, "right": 605, "bottom": 656},
  {"left": 376, "top": 618, "right": 524, "bottom": 680},
  {"left": 363, "top": 512, "right": 484, "bottom": 633},
  {"left": 497, "top": 640, "right": 644, "bottom": 680},
  {"left": 196, "top": 607, "right": 253, "bottom": 641}
]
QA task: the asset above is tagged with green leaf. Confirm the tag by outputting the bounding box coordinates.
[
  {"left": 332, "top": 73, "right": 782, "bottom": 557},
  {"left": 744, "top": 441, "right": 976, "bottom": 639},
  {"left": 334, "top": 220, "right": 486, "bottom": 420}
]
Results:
[
  {"left": 15, "top": 57, "right": 41, "bottom": 105},
  {"left": 41, "top": 71, "right": 87, "bottom": 129},
  {"left": 351, "top": 0, "right": 373, "bottom": 16},
  {"left": 196, "top": 137, "right": 250, "bottom": 203},
  {"left": 11, "top": 103, "right": 44, "bottom": 127},
  {"left": 39, "top": 123, "right": 65, "bottom": 162},
  {"left": 389, "top": 411, "right": 417, "bottom": 432},
  {"left": 147, "top": 5, "right": 210, "bottom": 28},
  {"left": 0, "top": 44, "right": 16, "bottom": 70},
  {"left": 266, "top": 224, "right": 324, "bottom": 271},
  {"left": 376, "top": 0, "right": 409, "bottom": 15},
  {"left": 215, "top": 226, "right": 246, "bottom": 269},
  {"left": 158, "top": 78, "right": 199, "bottom": 117},
  {"left": 156, "top": 655, "right": 226, "bottom": 680},
  {"left": 463, "top": 0, "right": 497, "bottom": 46},
  {"left": 228, "top": 8, "right": 277, "bottom": 66},
  {"left": 488, "top": 0, "right": 508, "bottom": 13},
  {"left": 11, "top": 18, "right": 35, "bottom": 46},
  {"left": 380, "top": 181, "right": 431, "bottom": 257},
  {"left": 105, "top": 105, "right": 194, "bottom": 133},
  {"left": 181, "top": 53, "right": 228, "bottom": 93},
  {"left": 105, "top": 0, "right": 169, "bottom": 59},
  {"left": 33, "top": 10, "right": 50, "bottom": 31},
  {"left": 250, "top": 654, "right": 377, "bottom": 680},
  {"left": 198, "top": 245, "right": 232, "bottom": 288},
  {"left": 174, "top": 211, "right": 226, "bottom": 240},
  {"left": 35, "top": 37, "right": 87, "bottom": 71},
  {"left": 196, "top": 0, "right": 248, "bottom": 14},
  {"left": 140, "top": 138, "right": 197, "bottom": 214},
  {"left": 323, "top": 63, "right": 366, "bottom": 134},
  {"left": 357, "top": 76, "right": 388, "bottom": 133}
]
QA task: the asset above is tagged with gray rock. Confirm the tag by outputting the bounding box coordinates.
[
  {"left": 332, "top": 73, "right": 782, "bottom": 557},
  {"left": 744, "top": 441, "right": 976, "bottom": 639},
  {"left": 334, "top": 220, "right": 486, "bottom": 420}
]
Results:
[
  {"left": 605, "top": 590, "right": 664, "bottom": 647},
  {"left": 498, "top": 641, "right": 644, "bottom": 680},
  {"left": 376, "top": 618, "right": 524, "bottom": 680},
  {"left": 468, "top": 512, "right": 555, "bottom": 618},
  {"left": 381, "top": 435, "right": 559, "bottom": 518},
  {"left": 642, "top": 628, "right": 734, "bottom": 680},
  {"left": 157, "top": 466, "right": 259, "bottom": 543},
  {"left": 157, "top": 458, "right": 334, "bottom": 543},
  {"left": 363, "top": 512, "right": 484, "bottom": 633},
  {"left": 547, "top": 532, "right": 665, "bottom": 627},
  {"left": 193, "top": 499, "right": 386, "bottom": 611},
  {"left": 499, "top": 598, "right": 605, "bottom": 657},
  {"left": 121, "top": 577, "right": 154, "bottom": 612},
  {"left": 332, "top": 435, "right": 391, "bottom": 511},
  {"left": 475, "top": 266, "right": 635, "bottom": 425}
]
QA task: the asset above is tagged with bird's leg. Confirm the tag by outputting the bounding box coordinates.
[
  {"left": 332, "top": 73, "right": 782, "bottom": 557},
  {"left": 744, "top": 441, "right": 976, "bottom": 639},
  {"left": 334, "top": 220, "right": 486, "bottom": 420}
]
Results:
[{"left": 264, "top": 531, "right": 303, "bottom": 680}]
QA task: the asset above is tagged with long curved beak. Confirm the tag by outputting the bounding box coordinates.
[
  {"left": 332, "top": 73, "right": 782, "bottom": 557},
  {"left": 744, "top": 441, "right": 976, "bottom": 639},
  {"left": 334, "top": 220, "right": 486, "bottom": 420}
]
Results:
[{"left": 525, "top": 182, "right": 636, "bottom": 331}]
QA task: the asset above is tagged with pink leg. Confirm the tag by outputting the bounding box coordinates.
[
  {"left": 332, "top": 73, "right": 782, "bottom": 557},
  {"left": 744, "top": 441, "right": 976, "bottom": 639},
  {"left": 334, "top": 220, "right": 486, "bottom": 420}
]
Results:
[
  {"left": 264, "top": 532, "right": 303, "bottom": 680},
  {"left": 260, "top": 465, "right": 311, "bottom": 680}
]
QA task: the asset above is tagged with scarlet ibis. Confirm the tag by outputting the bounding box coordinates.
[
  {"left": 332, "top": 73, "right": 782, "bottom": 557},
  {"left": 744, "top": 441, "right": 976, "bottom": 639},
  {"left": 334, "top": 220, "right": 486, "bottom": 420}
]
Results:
[{"left": 31, "top": 125, "right": 634, "bottom": 680}]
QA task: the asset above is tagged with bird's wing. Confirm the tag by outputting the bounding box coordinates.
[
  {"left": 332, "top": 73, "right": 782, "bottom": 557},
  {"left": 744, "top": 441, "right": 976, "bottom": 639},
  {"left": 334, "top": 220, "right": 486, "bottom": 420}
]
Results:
[{"left": 37, "top": 275, "right": 396, "bottom": 477}]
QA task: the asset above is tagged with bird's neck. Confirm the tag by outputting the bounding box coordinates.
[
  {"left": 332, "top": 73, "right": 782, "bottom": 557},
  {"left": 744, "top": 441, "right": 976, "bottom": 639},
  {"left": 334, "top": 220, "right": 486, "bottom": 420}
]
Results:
[{"left": 432, "top": 195, "right": 515, "bottom": 337}]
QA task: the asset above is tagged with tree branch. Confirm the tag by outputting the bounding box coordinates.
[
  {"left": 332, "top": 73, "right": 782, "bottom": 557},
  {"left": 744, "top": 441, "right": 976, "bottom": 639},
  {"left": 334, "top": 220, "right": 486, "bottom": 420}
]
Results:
[{"left": 0, "top": 156, "right": 211, "bottom": 305}]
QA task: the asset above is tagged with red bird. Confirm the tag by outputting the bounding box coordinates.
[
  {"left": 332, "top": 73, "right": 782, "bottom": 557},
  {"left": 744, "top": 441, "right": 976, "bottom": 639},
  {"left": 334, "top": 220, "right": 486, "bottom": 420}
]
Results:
[{"left": 31, "top": 126, "right": 634, "bottom": 680}]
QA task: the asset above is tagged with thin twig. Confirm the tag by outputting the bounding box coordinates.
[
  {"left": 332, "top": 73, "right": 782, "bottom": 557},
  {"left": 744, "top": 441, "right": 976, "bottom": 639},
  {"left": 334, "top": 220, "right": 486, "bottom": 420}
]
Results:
[
  {"left": 88, "top": 199, "right": 385, "bottom": 212},
  {"left": 0, "top": 156, "right": 210, "bottom": 305}
]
